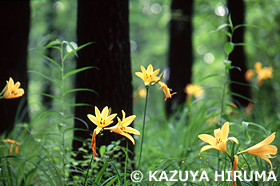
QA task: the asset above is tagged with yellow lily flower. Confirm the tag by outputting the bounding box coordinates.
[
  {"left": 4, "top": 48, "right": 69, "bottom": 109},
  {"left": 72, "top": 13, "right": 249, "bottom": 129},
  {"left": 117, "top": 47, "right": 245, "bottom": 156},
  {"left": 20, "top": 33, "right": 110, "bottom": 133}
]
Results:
[
  {"left": 254, "top": 62, "right": 262, "bottom": 73},
  {"left": 245, "top": 69, "right": 254, "bottom": 82},
  {"left": 3, "top": 139, "right": 20, "bottom": 155},
  {"left": 237, "top": 132, "right": 277, "bottom": 172},
  {"left": 87, "top": 106, "right": 117, "bottom": 159},
  {"left": 135, "top": 64, "right": 160, "bottom": 86},
  {"left": 232, "top": 155, "right": 238, "bottom": 186},
  {"left": 158, "top": 81, "right": 176, "bottom": 101},
  {"left": 257, "top": 67, "right": 273, "bottom": 86},
  {"left": 2, "top": 77, "right": 24, "bottom": 99},
  {"left": 184, "top": 84, "right": 204, "bottom": 99},
  {"left": 87, "top": 106, "right": 117, "bottom": 135},
  {"left": 198, "top": 122, "right": 239, "bottom": 153},
  {"left": 245, "top": 62, "right": 273, "bottom": 86},
  {"left": 105, "top": 110, "right": 140, "bottom": 145},
  {"left": 138, "top": 88, "right": 147, "bottom": 98}
]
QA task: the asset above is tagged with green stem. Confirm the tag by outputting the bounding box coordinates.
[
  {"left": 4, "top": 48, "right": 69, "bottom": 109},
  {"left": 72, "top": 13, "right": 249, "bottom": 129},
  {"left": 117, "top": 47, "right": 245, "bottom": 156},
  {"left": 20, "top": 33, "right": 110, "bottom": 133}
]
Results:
[
  {"left": 60, "top": 44, "right": 67, "bottom": 185},
  {"left": 138, "top": 86, "right": 149, "bottom": 169},
  {"left": 83, "top": 155, "right": 94, "bottom": 186},
  {"left": 124, "top": 141, "right": 128, "bottom": 185}
]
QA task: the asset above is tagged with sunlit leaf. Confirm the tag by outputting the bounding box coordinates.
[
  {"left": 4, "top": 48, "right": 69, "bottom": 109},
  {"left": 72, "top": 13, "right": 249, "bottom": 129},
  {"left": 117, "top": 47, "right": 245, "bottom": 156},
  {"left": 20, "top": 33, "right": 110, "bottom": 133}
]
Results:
[{"left": 224, "top": 42, "right": 234, "bottom": 55}]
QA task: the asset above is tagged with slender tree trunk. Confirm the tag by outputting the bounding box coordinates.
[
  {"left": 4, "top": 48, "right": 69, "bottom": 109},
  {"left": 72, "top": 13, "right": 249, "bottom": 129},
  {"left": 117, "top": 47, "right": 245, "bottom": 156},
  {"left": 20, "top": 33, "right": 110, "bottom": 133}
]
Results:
[
  {"left": 166, "top": 0, "right": 193, "bottom": 116},
  {"left": 0, "top": 1, "right": 30, "bottom": 134},
  {"left": 228, "top": 0, "right": 251, "bottom": 107},
  {"left": 72, "top": 0, "right": 133, "bottom": 164}
]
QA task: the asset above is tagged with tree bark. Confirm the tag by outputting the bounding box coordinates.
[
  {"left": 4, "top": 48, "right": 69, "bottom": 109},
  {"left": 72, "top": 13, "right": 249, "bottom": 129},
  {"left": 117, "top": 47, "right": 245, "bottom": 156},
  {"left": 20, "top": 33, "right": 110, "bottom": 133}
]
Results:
[
  {"left": 0, "top": 0, "right": 30, "bottom": 134},
  {"left": 166, "top": 0, "right": 193, "bottom": 116},
  {"left": 228, "top": 0, "right": 251, "bottom": 107},
  {"left": 73, "top": 0, "right": 133, "bottom": 163}
]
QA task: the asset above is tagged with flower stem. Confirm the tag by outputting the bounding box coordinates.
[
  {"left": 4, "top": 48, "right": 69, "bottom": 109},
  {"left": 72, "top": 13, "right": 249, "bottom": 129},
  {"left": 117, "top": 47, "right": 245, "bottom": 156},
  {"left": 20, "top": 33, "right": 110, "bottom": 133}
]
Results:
[
  {"left": 83, "top": 155, "right": 94, "bottom": 186},
  {"left": 124, "top": 141, "right": 128, "bottom": 184},
  {"left": 138, "top": 86, "right": 149, "bottom": 169}
]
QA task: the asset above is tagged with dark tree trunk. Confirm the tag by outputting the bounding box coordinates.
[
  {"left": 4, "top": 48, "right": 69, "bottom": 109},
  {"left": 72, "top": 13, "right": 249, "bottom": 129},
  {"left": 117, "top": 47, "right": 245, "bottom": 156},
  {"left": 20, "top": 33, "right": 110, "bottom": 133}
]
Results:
[
  {"left": 228, "top": 0, "right": 251, "bottom": 107},
  {"left": 0, "top": 1, "right": 30, "bottom": 134},
  {"left": 72, "top": 0, "right": 133, "bottom": 164},
  {"left": 166, "top": 0, "right": 193, "bottom": 116}
]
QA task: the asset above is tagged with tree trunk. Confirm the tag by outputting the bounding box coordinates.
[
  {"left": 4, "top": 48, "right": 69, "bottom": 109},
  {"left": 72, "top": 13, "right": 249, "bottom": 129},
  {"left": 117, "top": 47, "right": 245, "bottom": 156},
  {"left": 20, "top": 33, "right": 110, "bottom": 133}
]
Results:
[
  {"left": 72, "top": 0, "right": 133, "bottom": 163},
  {"left": 166, "top": 0, "right": 193, "bottom": 116},
  {"left": 0, "top": 1, "right": 30, "bottom": 134},
  {"left": 228, "top": 0, "right": 251, "bottom": 107}
]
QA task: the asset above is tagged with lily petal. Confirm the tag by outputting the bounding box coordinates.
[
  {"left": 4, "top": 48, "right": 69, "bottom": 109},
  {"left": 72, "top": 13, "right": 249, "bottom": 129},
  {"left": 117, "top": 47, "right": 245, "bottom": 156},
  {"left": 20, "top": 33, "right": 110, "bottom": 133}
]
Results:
[
  {"left": 228, "top": 137, "right": 239, "bottom": 144},
  {"left": 123, "top": 126, "right": 140, "bottom": 135},
  {"left": 258, "top": 155, "right": 273, "bottom": 172},
  {"left": 221, "top": 122, "right": 229, "bottom": 141},
  {"left": 198, "top": 134, "right": 217, "bottom": 147},
  {"left": 200, "top": 145, "right": 218, "bottom": 153},
  {"left": 122, "top": 115, "right": 136, "bottom": 127},
  {"left": 94, "top": 106, "right": 101, "bottom": 120},
  {"left": 87, "top": 114, "right": 98, "bottom": 126}
]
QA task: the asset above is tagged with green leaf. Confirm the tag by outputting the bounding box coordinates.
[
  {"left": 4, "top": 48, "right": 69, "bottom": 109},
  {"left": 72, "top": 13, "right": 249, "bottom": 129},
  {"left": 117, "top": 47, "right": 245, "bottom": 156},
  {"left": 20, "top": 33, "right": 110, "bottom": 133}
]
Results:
[
  {"left": 28, "top": 70, "right": 57, "bottom": 84},
  {"left": 44, "top": 39, "right": 61, "bottom": 48},
  {"left": 210, "top": 23, "right": 229, "bottom": 34},
  {"left": 220, "top": 30, "right": 232, "bottom": 38},
  {"left": 95, "top": 161, "right": 109, "bottom": 184},
  {"left": 64, "top": 66, "right": 95, "bottom": 79},
  {"left": 63, "top": 127, "right": 89, "bottom": 134},
  {"left": 228, "top": 14, "right": 233, "bottom": 30},
  {"left": 229, "top": 80, "right": 259, "bottom": 90},
  {"left": 63, "top": 42, "right": 93, "bottom": 61},
  {"left": 40, "top": 93, "right": 60, "bottom": 100},
  {"left": 233, "top": 23, "right": 258, "bottom": 31},
  {"left": 40, "top": 111, "right": 59, "bottom": 119},
  {"left": 224, "top": 60, "right": 234, "bottom": 72},
  {"left": 63, "top": 40, "right": 78, "bottom": 57},
  {"left": 66, "top": 103, "right": 92, "bottom": 107},
  {"left": 41, "top": 54, "right": 62, "bottom": 69},
  {"left": 200, "top": 73, "right": 224, "bottom": 81},
  {"left": 0, "top": 176, "right": 12, "bottom": 180},
  {"left": 243, "top": 121, "right": 269, "bottom": 135},
  {"left": 224, "top": 42, "right": 234, "bottom": 55},
  {"left": 108, "top": 161, "right": 123, "bottom": 186},
  {"left": 228, "top": 92, "right": 254, "bottom": 103},
  {"left": 63, "top": 88, "right": 98, "bottom": 96},
  {"left": 99, "top": 146, "right": 106, "bottom": 157},
  {"left": 234, "top": 42, "right": 260, "bottom": 48}
]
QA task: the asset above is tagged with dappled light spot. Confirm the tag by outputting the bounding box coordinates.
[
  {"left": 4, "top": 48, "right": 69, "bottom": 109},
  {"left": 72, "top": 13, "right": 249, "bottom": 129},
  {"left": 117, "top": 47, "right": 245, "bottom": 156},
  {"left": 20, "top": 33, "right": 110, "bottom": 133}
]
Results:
[
  {"left": 215, "top": 5, "right": 228, "bottom": 17},
  {"left": 54, "top": 1, "right": 65, "bottom": 12},
  {"left": 197, "top": 45, "right": 207, "bottom": 55},
  {"left": 66, "top": 42, "right": 78, "bottom": 52},
  {"left": 30, "top": 104, "right": 40, "bottom": 112},
  {"left": 151, "top": 3, "right": 162, "bottom": 14},
  {"left": 204, "top": 52, "right": 215, "bottom": 64},
  {"left": 130, "top": 40, "right": 137, "bottom": 52}
]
